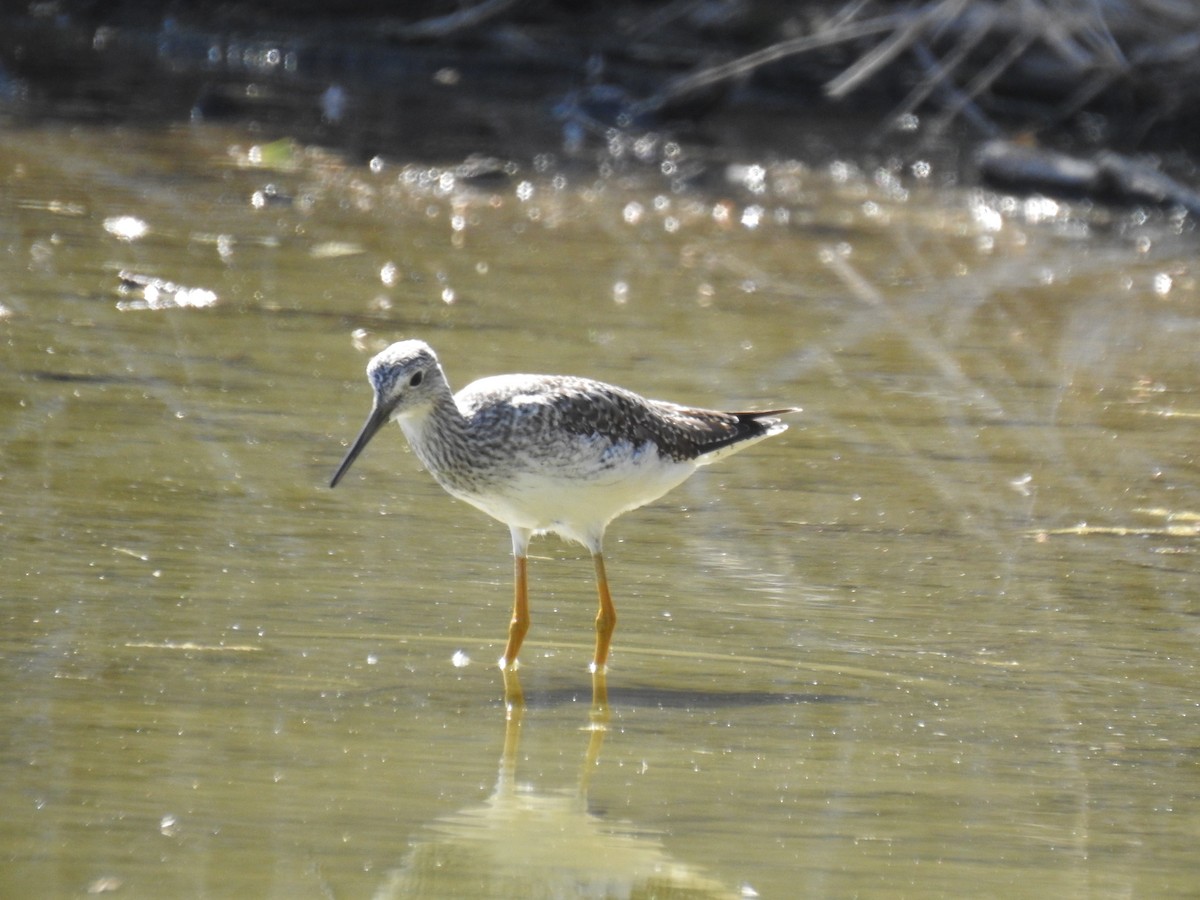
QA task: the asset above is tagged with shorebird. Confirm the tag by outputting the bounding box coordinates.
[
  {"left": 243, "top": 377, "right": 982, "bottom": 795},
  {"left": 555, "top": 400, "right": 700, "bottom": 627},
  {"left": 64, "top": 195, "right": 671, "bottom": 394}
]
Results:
[{"left": 330, "top": 339, "right": 795, "bottom": 672}]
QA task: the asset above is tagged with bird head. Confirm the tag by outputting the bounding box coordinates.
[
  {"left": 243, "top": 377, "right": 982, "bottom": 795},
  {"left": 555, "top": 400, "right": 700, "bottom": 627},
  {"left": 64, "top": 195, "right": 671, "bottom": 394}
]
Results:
[{"left": 330, "top": 340, "right": 446, "bottom": 487}]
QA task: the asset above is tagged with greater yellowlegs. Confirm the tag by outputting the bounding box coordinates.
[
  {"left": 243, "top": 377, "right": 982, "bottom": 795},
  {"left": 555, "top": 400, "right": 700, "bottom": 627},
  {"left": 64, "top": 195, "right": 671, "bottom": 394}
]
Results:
[{"left": 330, "top": 339, "right": 795, "bottom": 672}]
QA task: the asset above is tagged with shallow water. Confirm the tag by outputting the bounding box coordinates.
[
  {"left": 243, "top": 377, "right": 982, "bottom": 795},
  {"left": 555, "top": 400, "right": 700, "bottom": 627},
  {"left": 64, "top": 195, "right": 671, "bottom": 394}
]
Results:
[{"left": 2, "top": 122, "right": 1198, "bottom": 898}]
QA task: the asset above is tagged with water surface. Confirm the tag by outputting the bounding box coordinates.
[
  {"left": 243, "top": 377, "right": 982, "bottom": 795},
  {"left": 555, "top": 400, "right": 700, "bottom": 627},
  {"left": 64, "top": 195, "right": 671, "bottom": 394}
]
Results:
[{"left": 2, "top": 123, "right": 1198, "bottom": 897}]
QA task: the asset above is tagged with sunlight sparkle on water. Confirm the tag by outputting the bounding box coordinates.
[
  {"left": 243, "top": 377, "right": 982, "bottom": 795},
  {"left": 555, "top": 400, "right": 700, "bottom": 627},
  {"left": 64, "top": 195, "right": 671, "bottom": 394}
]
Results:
[
  {"left": 103, "top": 215, "right": 148, "bottom": 241},
  {"left": 970, "top": 196, "right": 1004, "bottom": 232},
  {"left": 727, "top": 163, "right": 767, "bottom": 194},
  {"left": 1023, "top": 195, "right": 1060, "bottom": 224}
]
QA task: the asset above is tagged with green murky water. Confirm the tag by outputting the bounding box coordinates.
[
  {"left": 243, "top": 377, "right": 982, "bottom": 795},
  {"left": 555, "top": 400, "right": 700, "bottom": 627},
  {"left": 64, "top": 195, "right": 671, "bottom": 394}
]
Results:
[{"left": 2, "top": 122, "right": 1198, "bottom": 898}]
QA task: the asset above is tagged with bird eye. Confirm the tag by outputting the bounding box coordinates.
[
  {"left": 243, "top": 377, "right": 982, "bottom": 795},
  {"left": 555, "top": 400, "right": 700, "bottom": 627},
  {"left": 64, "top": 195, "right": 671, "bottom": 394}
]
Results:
[{"left": 409, "top": 371, "right": 423, "bottom": 387}]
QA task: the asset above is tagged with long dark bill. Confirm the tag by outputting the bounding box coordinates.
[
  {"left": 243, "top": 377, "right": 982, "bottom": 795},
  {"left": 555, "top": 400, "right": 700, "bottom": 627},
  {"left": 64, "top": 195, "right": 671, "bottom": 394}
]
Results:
[{"left": 329, "top": 404, "right": 390, "bottom": 488}]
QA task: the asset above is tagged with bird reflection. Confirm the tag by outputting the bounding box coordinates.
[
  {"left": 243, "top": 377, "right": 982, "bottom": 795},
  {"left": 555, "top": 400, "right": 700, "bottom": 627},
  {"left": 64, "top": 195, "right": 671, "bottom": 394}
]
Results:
[{"left": 373, "top": 671, "right": 741, "bottom": 899}]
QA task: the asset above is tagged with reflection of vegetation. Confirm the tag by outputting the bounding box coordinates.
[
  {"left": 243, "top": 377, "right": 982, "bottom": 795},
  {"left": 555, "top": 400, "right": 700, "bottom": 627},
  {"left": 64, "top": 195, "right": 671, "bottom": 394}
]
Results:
[
  {"left": 7, "top": 1, "right": 1200, "bottom": 154},
  {"left": 628, "top": 0, "right": 1200, "bottom": 146}
]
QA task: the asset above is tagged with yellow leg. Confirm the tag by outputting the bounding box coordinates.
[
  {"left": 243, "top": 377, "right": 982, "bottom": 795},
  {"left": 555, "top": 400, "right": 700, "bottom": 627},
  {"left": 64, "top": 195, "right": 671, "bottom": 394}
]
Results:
[
  {"left": 590, "top": 667, "right": 609, "bottom": 720},
  {"left": 501, "top": 554, "right": 529, "bottom": 670},
  {"left": 591, "top": 552, "right": 617, "bottom": 672},
  {"left": 502, "top": 666, "right": 525, "bottom": 715}
]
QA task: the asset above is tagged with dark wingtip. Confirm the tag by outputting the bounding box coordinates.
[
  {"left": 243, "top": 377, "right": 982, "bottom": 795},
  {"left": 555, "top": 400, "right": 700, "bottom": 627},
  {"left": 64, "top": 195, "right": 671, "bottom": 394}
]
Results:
[
  {"left": 733, "top": 407, "right": 801, "bottom": 435},
  {"left": 736, "top": 407, "right": 801, "bottom": 419}
]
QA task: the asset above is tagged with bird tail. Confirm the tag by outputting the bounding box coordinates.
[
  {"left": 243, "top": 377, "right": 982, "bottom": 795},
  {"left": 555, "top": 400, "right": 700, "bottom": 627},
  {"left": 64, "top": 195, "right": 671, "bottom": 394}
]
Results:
[{"left": 696, "top": 407, "right": 799, "bottom": 464}]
